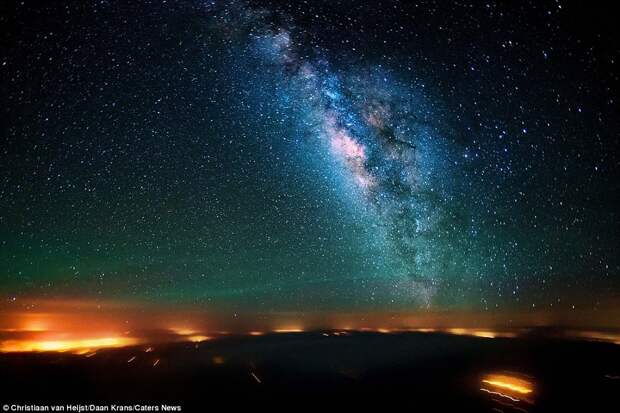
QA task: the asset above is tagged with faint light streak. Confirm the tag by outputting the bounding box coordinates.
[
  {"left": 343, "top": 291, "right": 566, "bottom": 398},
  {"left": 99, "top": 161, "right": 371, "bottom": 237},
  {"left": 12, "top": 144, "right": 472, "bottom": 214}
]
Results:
[
  {"left": 152, "top": 358, "right": 160, "bottom": 367},
  {"left": 127, "top": 356, "right": 136, "bottom": 363},
  {"left": 480, "top": 387, "right": 521, "bottom": 402},
  {"left": 248, "top": 331, "right": 264, "bottom": 336},
  {"left": 250, "top": 372, "right": 262, "bottom": 383}
]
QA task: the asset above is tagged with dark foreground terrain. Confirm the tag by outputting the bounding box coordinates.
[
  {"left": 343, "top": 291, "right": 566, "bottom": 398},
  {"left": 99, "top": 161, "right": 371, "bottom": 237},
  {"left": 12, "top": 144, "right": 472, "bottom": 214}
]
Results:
[{"left": 1, "top": 331, "right": 619, "bottom": 412}]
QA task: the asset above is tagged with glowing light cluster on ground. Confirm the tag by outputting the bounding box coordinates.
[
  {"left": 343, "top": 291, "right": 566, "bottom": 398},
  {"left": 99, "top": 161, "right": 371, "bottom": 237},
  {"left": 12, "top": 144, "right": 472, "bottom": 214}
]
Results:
[
  {"left": 480, "top": 373, "right": 535, "bottom": 404},
  {"left": 0, "top": 336, "right": 138, "bottom": 354},
  {"left": 1, "top": 303, "right": 618, "bottom": 355}
]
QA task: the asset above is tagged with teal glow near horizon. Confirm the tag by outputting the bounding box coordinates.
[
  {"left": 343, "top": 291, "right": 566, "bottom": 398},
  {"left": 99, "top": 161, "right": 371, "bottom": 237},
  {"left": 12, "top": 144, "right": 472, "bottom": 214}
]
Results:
[{"left": 1, "top": 0, "right": 618, "bottom": 315}]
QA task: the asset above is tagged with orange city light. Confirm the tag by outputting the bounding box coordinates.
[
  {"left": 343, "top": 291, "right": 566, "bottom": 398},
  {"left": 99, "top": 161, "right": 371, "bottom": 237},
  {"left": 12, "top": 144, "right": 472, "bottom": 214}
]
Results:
[
  {"left": 187, "top": 335, "right": 211, "bottom": 342},
  {"left": 480, "top": 373, "right": 535, "bottom": 404},
  {"left": 273, "top": 327, "right": 304, "bottom": 333},
  {"left": 169, "top": 327, "right": 197, "bottom": 336},
  {"left": 0, "top": 336, "right": 138, "bottom": 354}
]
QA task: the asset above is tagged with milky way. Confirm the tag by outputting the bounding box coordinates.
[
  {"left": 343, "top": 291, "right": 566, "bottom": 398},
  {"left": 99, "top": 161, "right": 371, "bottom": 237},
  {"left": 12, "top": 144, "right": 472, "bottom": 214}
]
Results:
[
  {"left": 1, "top": 0, "right": 618, "bottom": 314},
  {"left": 264, "top": 35, "right": 449, "bottom": 303},
  {"left": 206, "top": 1, "right": 483, "bottom": 305}
]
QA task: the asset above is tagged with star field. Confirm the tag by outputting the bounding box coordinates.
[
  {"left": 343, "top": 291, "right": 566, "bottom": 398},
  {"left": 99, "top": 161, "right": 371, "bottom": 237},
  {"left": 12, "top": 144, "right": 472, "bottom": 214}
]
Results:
[{"left": 1, "top": 0, "right": 619, "bottom": 315}]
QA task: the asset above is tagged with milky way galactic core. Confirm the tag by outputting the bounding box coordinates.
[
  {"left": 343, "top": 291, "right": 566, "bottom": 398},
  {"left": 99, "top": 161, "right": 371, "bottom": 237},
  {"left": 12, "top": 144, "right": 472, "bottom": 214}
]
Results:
[{"left": 1, "top": 0, "right": 619, "bottom": 319}]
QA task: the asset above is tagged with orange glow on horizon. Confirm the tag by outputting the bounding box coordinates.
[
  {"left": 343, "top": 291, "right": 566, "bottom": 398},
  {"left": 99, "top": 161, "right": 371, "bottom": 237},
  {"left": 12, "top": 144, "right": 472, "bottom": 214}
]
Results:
[
  {"left": 169, "top": 327, "right": 197, "bottom": 336},
  {"left": 0, "top": 336, "right": 138, "bottom": 354},
  {"left": 444, "top": 328, "right": 516, "bottom": 339},
  {"left": 571, "top": 330, "right": 620, "bottom": 345},
  {"left": 1, "top": 300, "right": 619, "bottom": 356},
  {"left": 409, "top": 328, "right": 437, "bottom": 333},
  {"left": 21, "top": 320, "right": 49, "bottom": 332},
  {"left": 187, "top": 335, "right": 211, "bottom": 342},
  {"left": 273, "top": 326, "right": 304, "bottom": 333}
]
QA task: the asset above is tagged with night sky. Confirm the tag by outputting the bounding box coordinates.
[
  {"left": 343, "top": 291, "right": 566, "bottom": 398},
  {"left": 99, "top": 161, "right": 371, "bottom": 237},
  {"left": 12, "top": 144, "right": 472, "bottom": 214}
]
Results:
[{"left": 1, "top": 0, "right": 619, "bottom": 317}]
